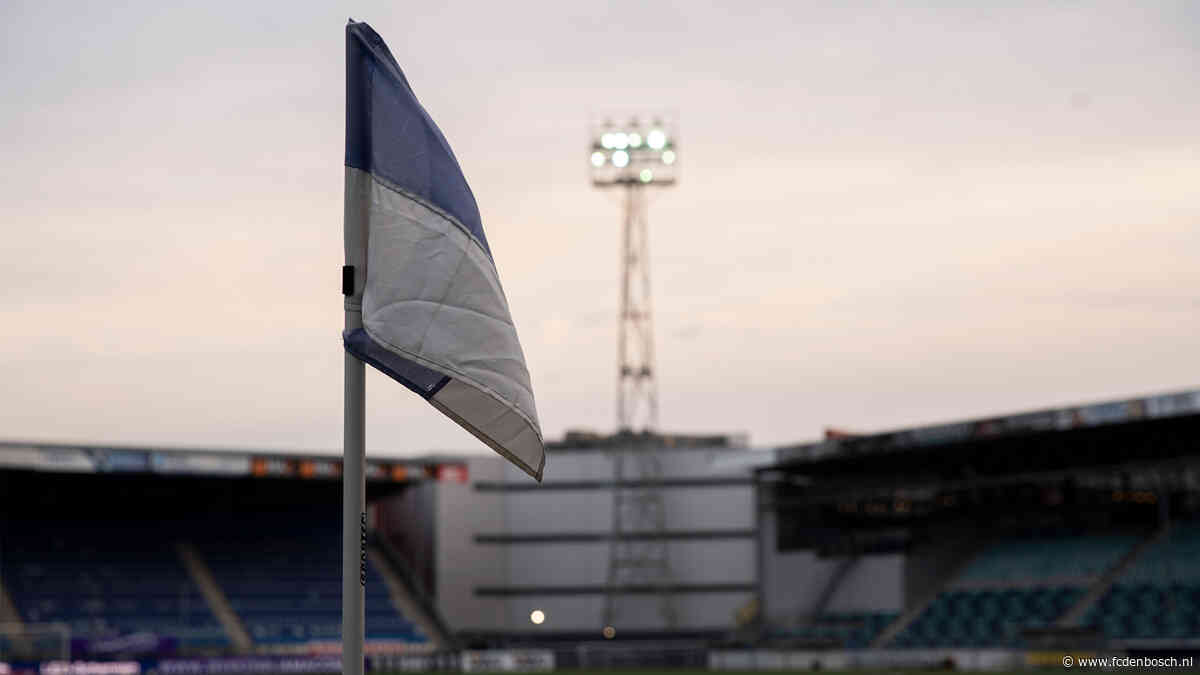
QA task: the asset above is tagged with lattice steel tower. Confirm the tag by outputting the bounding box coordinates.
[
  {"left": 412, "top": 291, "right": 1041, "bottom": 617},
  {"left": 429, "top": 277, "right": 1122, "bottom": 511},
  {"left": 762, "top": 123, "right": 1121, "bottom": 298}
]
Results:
[{"left": 588, "top": 116, "right": 679, "bottom": 632}]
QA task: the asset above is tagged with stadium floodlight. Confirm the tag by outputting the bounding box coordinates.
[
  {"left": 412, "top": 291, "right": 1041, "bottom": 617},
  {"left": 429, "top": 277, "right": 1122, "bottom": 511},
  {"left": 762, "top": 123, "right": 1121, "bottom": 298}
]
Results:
[
  {"left": 590, "top": 114, "right": 677, "bottom": 186},
  {"left": 588, "top": 111, "right": 680, "bottom": 631}
]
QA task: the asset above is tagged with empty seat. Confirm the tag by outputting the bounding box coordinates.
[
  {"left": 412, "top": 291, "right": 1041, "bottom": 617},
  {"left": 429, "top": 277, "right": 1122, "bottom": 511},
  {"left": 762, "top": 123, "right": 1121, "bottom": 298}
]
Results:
[{"left": 1082, "top": 522, "right": 1200, "bottom": 640}]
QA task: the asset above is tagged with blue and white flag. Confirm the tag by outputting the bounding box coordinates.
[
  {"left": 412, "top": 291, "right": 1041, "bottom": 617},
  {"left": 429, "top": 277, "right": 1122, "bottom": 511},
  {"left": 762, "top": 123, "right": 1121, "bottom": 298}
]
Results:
[{"left": 343, "top": 21, "right": 545, "bottom": 480}]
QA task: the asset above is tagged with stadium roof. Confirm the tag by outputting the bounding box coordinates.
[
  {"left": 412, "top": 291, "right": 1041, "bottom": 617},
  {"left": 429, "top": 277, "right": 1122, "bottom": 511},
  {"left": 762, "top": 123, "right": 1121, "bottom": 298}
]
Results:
[
  {"left": 771, "top": 388, "right": 1200, "bottom": 469},
  {"left": 0, "top": 430, "right": 754, "bottom": 484},
  {"left": 547, "top": 429, "right": 750, "bottom": 451},
  {"left": 0, "top": 440, "right": 469, "bottom": 484}
]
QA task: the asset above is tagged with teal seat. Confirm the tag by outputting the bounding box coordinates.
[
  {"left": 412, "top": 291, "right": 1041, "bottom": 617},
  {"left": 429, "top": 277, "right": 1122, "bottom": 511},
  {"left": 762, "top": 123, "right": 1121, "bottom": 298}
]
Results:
[{"left": 1090, "top": 526, "right": 1200, "bottom": 639}]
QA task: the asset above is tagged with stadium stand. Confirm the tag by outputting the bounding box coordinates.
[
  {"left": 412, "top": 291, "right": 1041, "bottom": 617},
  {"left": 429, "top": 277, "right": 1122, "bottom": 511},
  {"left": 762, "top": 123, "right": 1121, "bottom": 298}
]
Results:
[
  {"left": 3, "top": 387, "right": 1199, "bottom": 665},
  {"left": 892, "top": 533, "right": 1141, "bottom": 648},
  {"left": 1, "top": 510, "right": 427, "bottom": 653},
  {"left": 193, "top": 512, "right": 425, "bottom": 646},
  {"left": 1083, "top": 521, "right": 1200, "bottom": 641},
  {"left": 1, "top": 518, "right": 228, "bottom": 650},
  {"left": 767, "top": 389, "right": 1200, "bottom": 654},
  {"left": 954, "top": 534, "right": 1139, "bottom": 587},
  {"left": 892, "top": 587, "right": 1083, "bottom": 648},
  {"left": 0, "top": 460, "right": 448, "bottom": 660}
]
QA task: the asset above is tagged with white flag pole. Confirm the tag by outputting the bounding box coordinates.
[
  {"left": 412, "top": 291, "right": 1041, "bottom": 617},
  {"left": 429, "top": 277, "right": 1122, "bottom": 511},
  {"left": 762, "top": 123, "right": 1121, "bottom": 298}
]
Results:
[{"left": 342, "top": 287, "right": 366, "bottom": 675}]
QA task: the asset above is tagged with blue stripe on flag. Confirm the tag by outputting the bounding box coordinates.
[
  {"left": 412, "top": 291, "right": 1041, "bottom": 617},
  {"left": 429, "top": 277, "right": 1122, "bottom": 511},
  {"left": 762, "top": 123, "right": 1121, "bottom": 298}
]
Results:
[
  {"left": 343, "top": 328, "right": 450, "bottom": 400},
  {"left": 345, "top": 21, "right": 491, "bottom": 258}
]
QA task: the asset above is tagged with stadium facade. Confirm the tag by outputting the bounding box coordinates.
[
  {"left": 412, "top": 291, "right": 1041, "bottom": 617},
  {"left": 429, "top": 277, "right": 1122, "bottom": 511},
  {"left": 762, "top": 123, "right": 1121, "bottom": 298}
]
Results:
[
  {"left": 757, "top": 388, "right": 1200, "bottom": 658},
  {"left": 430, "top": 433, "right": 760, "bottom": 640},
  {"left": 2, "top": 387, "right": 1200, "bottom": 670}
]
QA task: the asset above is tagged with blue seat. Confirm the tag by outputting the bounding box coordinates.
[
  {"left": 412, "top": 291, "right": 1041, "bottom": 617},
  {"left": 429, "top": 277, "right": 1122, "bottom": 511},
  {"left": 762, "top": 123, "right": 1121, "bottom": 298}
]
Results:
[
  {"left": 192, "top": 513, "right": 425, "bottom": 646},
  {"left": 1081, "top": 523, "right": 1200, "bottom": 640},
  {"left": 896, "top": 586, "right": 1083, "bottom": 648},
  {"left": 2, "top": 523, "right": 227, "bottom": 651},
  {"left": 2, "top": 510, "right": 429, "bottom": 651}
]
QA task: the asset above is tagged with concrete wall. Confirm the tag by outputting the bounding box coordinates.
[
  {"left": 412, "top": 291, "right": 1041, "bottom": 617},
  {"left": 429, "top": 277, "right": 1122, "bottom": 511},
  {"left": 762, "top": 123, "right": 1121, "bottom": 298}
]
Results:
[
  {"left": 903, "top": 528, "right": 980, "bottom": 609},
  {"left": 500, "top": 486, "right": 753, "bottom": 535},
  {"left": 504, "top": 540, "right": 753, "bottom": 587},
  {"left": 374, "top": 482, "right": 437, "bottom": 594},
  {"left": 435, "top": 456, "right": 509, "bottom": 631},
  {"left": 494, "top": 449, "right": 752, "bottom": 482},
  {"left": 760, "top": 511, "right": 842, "bottom": 624},
  {"left": 826, "top": 554, "right": 904, "bottom": 613},
  {"left": 440, "top": 451, "right": 909, "bottom": 635},
  {"left": 759, "top": 511, "right": 904, "bottom": 625},
  {"left": 499, "top": 592, "right": 753, "bottom": 632},
  {"left": 434, "top": 448, "right": 763, "bottom": 633}
]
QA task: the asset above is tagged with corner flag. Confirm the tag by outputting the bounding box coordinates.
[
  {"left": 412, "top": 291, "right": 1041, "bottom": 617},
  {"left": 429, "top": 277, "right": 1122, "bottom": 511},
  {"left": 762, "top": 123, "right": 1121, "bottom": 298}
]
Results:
[{"left": 343, "top": 20, "right": 545, "bottom": 481}]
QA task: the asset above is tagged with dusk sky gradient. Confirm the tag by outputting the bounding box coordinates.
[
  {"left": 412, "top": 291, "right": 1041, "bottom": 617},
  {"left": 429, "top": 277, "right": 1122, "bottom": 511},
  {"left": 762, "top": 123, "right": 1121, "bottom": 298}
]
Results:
[{"left": 2, "top": 1, "right": 1197, "bottom": 459}]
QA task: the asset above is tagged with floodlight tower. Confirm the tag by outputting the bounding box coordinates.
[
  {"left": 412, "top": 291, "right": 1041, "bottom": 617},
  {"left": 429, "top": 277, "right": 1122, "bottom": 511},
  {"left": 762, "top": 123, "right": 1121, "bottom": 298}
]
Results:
[{"left": 589, "top": 115, "right": 680, "bottom": 631}]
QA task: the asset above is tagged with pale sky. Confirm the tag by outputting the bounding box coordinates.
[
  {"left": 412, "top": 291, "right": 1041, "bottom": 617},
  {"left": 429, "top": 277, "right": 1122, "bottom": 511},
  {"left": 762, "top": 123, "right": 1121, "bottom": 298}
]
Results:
[{"left": 2, "top": 1, "right": 1197, "bottom": 459}]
